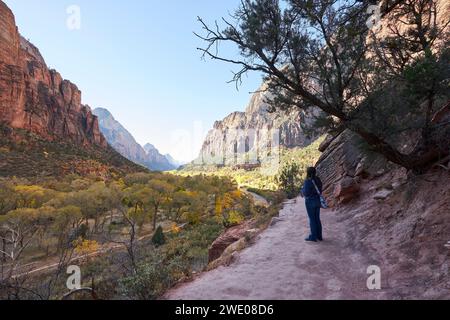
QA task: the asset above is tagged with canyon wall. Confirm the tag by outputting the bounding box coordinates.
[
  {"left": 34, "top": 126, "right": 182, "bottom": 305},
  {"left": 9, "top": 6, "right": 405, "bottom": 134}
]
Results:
[
  {"left": 198, "top": 83, "right": 322, "bottom": 166},
  {"left": 0, "top": 1, "right": 106, "bottom": 148},
  {"left": 94, "top": 108, "right": 177, "bottom": 171}
]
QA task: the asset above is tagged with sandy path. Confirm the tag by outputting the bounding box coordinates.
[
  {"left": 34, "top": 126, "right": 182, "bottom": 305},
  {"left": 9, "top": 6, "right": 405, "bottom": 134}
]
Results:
[{"left": 166, "top": 196, "right": 390, "bottom": 300}]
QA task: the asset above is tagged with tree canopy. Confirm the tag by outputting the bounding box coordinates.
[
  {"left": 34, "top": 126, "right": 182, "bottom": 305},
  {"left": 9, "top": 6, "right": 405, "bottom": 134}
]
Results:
[{"left": 196, "top": 0, "right": 450, "bottom": 171}]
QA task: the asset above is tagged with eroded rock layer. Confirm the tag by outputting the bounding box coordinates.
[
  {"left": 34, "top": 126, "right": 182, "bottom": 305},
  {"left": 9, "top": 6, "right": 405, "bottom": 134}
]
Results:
[
  {"left": 0, "top": 1, "right": 106, "bottom": 148},
  {"left": 198, "top": 84, "right": 322, "bottom": 166}
]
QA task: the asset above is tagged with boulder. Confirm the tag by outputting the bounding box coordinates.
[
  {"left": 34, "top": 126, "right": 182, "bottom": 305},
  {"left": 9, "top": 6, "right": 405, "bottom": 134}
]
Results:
[
  {"left": 244, "top": 228, "right": 259, "bottom": 240},
  {"left": 316, "top": 130, "right": 393, "bottom": 207},
  {"left": 355, "top": 157, "right": 369, "bottom": 178},
  {"left": 208, "top": 220, "right": 253, "bottom": 263},
  {"left": 334, "top": 176, "right": 360, "bottom": 204}
]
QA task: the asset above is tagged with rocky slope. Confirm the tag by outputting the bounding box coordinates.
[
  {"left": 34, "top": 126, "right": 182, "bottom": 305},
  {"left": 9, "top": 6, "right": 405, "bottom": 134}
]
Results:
[
  {"left": 164, "top": 153, "right": 183, "bottom": 169},
  {"left": 0, "top": 124, "right": 142, "bottom": 179},
  {"left": 94, "top": 108, "right": 149, "bottom": 167},
  {"left": 0, "top": 1, "right": 105, "bottom": 148},
  {"left": 320, "top": 146, "right": 450, "bottom": 298},
  {"left": 197, "top": 83, "right": 322, "bottom": 166},
  {"left": 173, "top": 0, "right": 450, "bottom": 299},
  {"left": 167, "top": 162, "right": 450, "bottom": 300},
  {"left": 94, "top": 108, "right": 177, "bottom": 171}
]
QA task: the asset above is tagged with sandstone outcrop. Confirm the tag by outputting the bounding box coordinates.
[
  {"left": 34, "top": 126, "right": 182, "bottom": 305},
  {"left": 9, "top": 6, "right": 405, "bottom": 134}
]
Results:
[
  {"left": 208, "top": 220, "right": 255, "bottom": 263},
  {"left": 315, "top": 129, "right": 399, "bottom": 207},
  {"left": 198, "top": 83, "right": 323, "bottom": 166},
  {"left": 94, "top": 108, "right": 177, "bottom": 171},
  {"left": 143, "top": 143, "right": 177, "bottom": 171},
  {"left": 0, "top": 1, "right": 106, "bottom": 148},
  {"left": 339, "top": 166, "right": 450, "bottom": 298},
  {"left": 317, "top": 97, "right": 450, "bottom": 207}
]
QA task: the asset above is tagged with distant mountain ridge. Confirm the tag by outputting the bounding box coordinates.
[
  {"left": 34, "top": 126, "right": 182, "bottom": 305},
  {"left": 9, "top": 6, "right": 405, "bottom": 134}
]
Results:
[
  {"left": 143, "top": 143, "right": 179, "bottom": 171},
  {"left": 0, "top": 1, "right": 106, "bottom": 148},
  {"left": 0, "top": 1, "right": 143, "bottom": 178},
  {"left": 195, "top": 82, "right": 323, "bottom": 167},
  {"left": 94, "top": 108, "right": 178, "bottom": 171},
  {"left": 165, "top": 153, "right": 185, "bottom": 168}
]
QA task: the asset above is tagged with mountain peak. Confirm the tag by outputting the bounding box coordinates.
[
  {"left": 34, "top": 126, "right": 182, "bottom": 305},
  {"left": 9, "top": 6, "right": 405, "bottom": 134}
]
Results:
[
  {"left": 164, "top": 154, "right": 183, "bottom": 169},
  {"left": 94, "top": 108, "right": 176, "bottom": 171},
  {"left": 93, "top": 107, "right": 113, "bottom": 119},
  {"left": 144, "top": 143, "right": 157, "bottom": 153},
  {"left": 198, "top": 80, "right": 323, "bottom": 166}
]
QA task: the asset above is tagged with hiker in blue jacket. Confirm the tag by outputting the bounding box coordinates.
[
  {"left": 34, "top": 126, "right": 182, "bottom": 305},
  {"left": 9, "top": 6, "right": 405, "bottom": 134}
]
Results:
[{"left": 301, "top": 167, "right": 323, "bottom": 242}]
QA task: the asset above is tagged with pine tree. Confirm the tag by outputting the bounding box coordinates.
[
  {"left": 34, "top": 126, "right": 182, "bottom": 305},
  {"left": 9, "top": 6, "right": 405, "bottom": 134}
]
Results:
[{"left": 152, "top": 226, "right": 166, "bottom": 247}]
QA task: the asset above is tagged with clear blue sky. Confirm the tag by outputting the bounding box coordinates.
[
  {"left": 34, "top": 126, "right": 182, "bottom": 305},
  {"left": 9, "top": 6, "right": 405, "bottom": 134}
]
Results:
[{"left": 5, "top": 0, "right": 262, "bottom": 162}]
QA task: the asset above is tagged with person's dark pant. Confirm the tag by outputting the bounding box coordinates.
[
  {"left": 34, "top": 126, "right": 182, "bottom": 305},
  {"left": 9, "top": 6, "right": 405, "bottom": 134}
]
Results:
[{"left": 305, "top": 199, "right": 322, "bottom": 241}]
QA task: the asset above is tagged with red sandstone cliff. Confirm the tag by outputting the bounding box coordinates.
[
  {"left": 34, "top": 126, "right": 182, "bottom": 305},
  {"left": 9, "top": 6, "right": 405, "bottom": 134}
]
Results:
[{"left": 0, "top": 1, "right": 106, "bottom": 148}]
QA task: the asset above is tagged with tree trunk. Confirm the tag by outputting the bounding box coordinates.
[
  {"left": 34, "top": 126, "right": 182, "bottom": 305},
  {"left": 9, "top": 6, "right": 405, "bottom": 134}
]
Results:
[
  {"left": 128, "top": 223, "right": 137, "bottom": 274},
  {"left": 1, "top": 238, "right": 5, "bottom": 278},
  {"left": 152, "top": 206, "right": 158, "bottom": 231},
  {"left": 345, "top": 121, "right": 447, "bottom": 172},
  {"left": 422, "top": 93, "right": 435, "bottom": 144},
  {"left": 345, "top": 122, "right": 415, "bottom": 169},
  {"left": 1, "top": 238, "right": 5, "bottom": 263}
]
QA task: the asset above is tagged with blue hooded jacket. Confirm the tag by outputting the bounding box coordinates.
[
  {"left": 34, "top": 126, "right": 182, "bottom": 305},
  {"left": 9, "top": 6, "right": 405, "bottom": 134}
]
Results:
[{"left": 301, "top": 178, "right": 323, "bottom": 200}]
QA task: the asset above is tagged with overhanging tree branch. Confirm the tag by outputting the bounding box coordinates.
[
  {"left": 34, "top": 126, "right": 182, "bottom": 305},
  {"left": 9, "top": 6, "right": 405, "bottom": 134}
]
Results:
[{"left": 195, "top": 0, "right": 449, "bottom": 171}]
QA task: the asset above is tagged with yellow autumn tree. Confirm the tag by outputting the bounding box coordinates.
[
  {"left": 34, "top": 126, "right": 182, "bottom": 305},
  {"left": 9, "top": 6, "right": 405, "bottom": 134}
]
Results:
[{"left": 73, "top": 238, "right": 100, "bottom": 256}]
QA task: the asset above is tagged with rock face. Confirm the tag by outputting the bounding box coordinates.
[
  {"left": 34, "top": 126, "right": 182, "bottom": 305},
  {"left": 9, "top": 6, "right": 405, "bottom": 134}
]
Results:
[
  {"left": 316, "top": 130, "right": 392, "bottom": 207},
  {"left": 315, "top": 0, "right": 450, "bottom": 207},
  {"left": 316, "top": 102, "right": 449, "bottom": 208},
  {"left": 317, "top": 98, "right": 450, "bottom": 208},
  {"left": 208, "top": 220, "right": 255, "bottom": 263},
  {"left": 94, "top": 108, "right": 176, "bottom": 171},
  {"left": 0, "top": 1, "right": 106, "bottom": 148},
  {"left": 197, "top": 83, "right": 322, "bottom": 166},
  {"left": 164, "top": 153, "right": 183, "bottom": 169},
  {"left": 143, "top": 144, "right": 176, "bottom": 171},
  {"left": 337, "top": 166, "right": 450, "bottom": 298},
  {"left": 94, "top": 108, "right": 149, "bottom": 166}
]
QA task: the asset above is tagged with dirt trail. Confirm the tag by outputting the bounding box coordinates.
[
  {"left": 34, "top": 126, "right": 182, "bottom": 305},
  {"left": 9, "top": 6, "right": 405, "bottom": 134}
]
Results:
[
  {"left": 166, "top": 196, "right": 392, "bottom": 300},
  {"left": 12, "top": 222, "right": 189, "bottom": 279},
  {"left": 12, "top": 232, "right": 157, "bottom": 279}
]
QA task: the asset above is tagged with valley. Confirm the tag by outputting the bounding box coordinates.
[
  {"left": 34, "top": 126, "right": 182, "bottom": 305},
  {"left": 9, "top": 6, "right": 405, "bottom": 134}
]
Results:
[
  {"left": 0, "top": 171, "right": 276, "bottom": 299},
  {"left": 94, "top": 108, "right": 179, "bottom": 172}
]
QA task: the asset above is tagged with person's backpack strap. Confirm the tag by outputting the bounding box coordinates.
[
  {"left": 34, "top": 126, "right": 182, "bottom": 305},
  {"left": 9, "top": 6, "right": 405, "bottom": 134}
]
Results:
[
  {"left": 312, "top": 179, "right": 329, "bottom": 209},
  {"left": 311, "top": 179, "right": 321, "bottom": 196}
]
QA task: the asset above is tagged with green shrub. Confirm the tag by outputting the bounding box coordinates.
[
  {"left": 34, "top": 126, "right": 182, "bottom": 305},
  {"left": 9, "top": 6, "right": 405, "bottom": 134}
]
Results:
[
  {"left": 151, "top": 226, "right": 166, "bottom": 247},
  {"left": 277, "top": 162, "right": 302, "bottom": 199},
  {"left": 223, "top": 210, "right": 245, "bottom": 228},
  {"left": 119, "top": 259, "right": 170, "bottom": 300}
]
